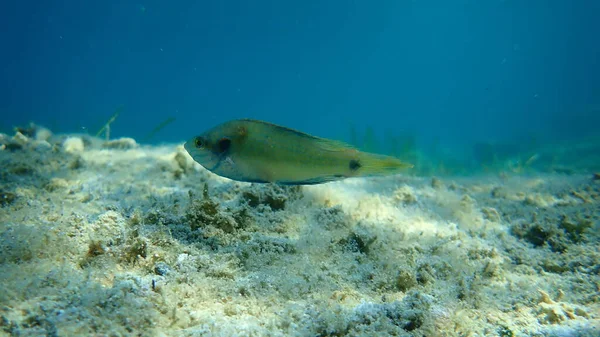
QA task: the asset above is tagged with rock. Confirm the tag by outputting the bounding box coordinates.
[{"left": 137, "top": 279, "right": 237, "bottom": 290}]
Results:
[
  {"left": 393, "top": 185, "right": 417, "bottom": 204},
  {"left": 35, "top": 127, "right": 52, "bottom": 142},
  {"left": 103, "top": 137, "right": 138, "bottom": 150},
  {"left": 431, "top": 177, "right": 443, "bottom": 189},
  {"left": 12, "top": 132, "right": 29, "bottom": 146},
  {"left": 63, "top": 137, "right": 85, "bottom": 153},
  {"left": 396, "top": 269, "right": 418, "bottom": 292},
  {"left": 154, "top": 262, "right": 171, "bottom": 276},
  {"left": 0, "top": 190, "right": 17, "bottom": 206},
  {"left": 32, "top": 140, "right": 52, "bottom": 152}
]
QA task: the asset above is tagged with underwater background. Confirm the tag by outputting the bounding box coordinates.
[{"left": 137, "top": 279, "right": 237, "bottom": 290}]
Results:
[
  {"left": 1, "top": 2, "right": 600, "bottom": 336},
  {"left": 2, "top": 0, "right": 599, "bottom": 174}
]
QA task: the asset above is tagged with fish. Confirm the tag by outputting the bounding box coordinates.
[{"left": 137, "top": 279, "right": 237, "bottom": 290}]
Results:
[{"left": 183, "top": 119, "right": 413, "bottom": 185}]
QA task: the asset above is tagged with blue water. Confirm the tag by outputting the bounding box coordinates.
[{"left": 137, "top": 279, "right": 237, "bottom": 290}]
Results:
[{"left": 1, "top": 1, "right": 598, "bottom": 167}]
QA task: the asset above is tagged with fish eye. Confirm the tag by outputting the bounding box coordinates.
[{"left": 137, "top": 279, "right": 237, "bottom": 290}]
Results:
[
  {"left": 217, "top": 138, "right": 231, "bottom": 153},
  {"left": 194, "top": 137, "right": 204, "bottom": 148}
]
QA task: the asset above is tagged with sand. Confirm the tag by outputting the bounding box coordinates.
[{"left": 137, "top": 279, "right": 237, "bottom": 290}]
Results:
[{"left": 0, "top": 127, "right": 598, "bottom": 337}]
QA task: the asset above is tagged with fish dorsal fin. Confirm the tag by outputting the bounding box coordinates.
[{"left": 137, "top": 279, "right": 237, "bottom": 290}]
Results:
[
  {"left": 239, "top": 119, "right": 356, "bottom": 152},
  {"left": 240, "top": 119, "right": 321, "bottom": 140}
]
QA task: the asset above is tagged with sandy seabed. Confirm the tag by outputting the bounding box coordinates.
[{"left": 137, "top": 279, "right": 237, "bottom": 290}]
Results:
[{"left": 0, "top": 128, "right": 598, "bottom": 337}]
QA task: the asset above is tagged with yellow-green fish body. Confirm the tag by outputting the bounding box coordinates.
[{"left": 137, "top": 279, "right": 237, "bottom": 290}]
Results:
[{"left": 184, "top": 119, "right": 412, "bottom": 185}]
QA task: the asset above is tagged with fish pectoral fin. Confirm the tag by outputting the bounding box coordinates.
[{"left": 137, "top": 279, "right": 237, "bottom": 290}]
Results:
[{"left": 224, "top": 156, "right": 236, "bottom": 166}]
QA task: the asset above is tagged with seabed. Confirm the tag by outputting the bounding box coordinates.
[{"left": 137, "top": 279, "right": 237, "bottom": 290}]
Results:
[{"left": 0, "top": 126, "right": 598, "bottom": 337}]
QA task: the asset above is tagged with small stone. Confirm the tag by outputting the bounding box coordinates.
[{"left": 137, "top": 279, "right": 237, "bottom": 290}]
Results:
[
  {"left": 63, "top": 137, "right": 85, "bottom": 153},
  {"left": 396, "top": 269, "right": 417, "bottom": 292},
  {"left": 14, "top": 125, "right": 36, "bottom": 137},
  {"left": 4, "top": 142, "right": 23, "bottom": 151},
  {"left": 431, "top": 177, "right": 443, "bottom": 189},
  {"left": 491, "top": 187, "right": 507, "bottom": 198},
  {"left": 538, "top": 289, "right": 555, "bottom": 304},
  {"left": 481, "top": 207, "right": 501, "bottom": 222},
  {"left": 540, "top": 305, "right": 565, "bottom": 323},
  {"left": 574, "top": 307, "right": 588, "bottom": 318},
  {"left": 12, "top": 132, "right": 29, "bottom": 145},
  {"left": 35, "top": 127, "right": 52, "bottom": 142},
  {"left": 523, "top": 193, "right": 556, "bottom": 208},
  {"left": 483, "top": 260, "right": 500, "bottom": 278},
  {"left": 45, "top": 178, "right": 70, "bottom": 192},
  {"left": 460, "top": 195, "right": 475, "bottom": 210},
  {"left": 0, "top": 191, "right": 17, "bottom": 206},
  {"left": 32, "top": 140, "right": 52, "bottom": 152},
  {"left": 174, "top": 149, "right": 194, "bottom": 173},
  {"left": 394, "top": 186, "right": 417, "bottom": 204},
  {"left": 570, "top": 190, "right": 590, "bottom": 203},
  {"left": 103, "top": 137, "right": 138, "bottom": 150},
  {"left": 154, "top": 262, "right": 171, "bottom": 276}
]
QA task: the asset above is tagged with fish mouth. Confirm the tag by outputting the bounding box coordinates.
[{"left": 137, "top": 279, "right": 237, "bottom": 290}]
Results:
[
  {"left": 183, "top": 140, "right": 194, "bottom": 154},
  {"left": 183, "top": 140, "right": 223, "bottom": 172}
]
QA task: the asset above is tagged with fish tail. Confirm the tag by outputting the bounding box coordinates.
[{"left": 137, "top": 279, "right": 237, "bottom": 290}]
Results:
[{"left": 356, "top": 152, "right": 413, "bottom": 176}]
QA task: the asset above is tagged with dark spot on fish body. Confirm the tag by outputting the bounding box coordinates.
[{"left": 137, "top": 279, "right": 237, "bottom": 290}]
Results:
[
  {"left": 217, "top": 138, "right": 231, "bottom": 153},
  {"left": 349, "top": 159, "right": 361, "bottom": 171}
]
